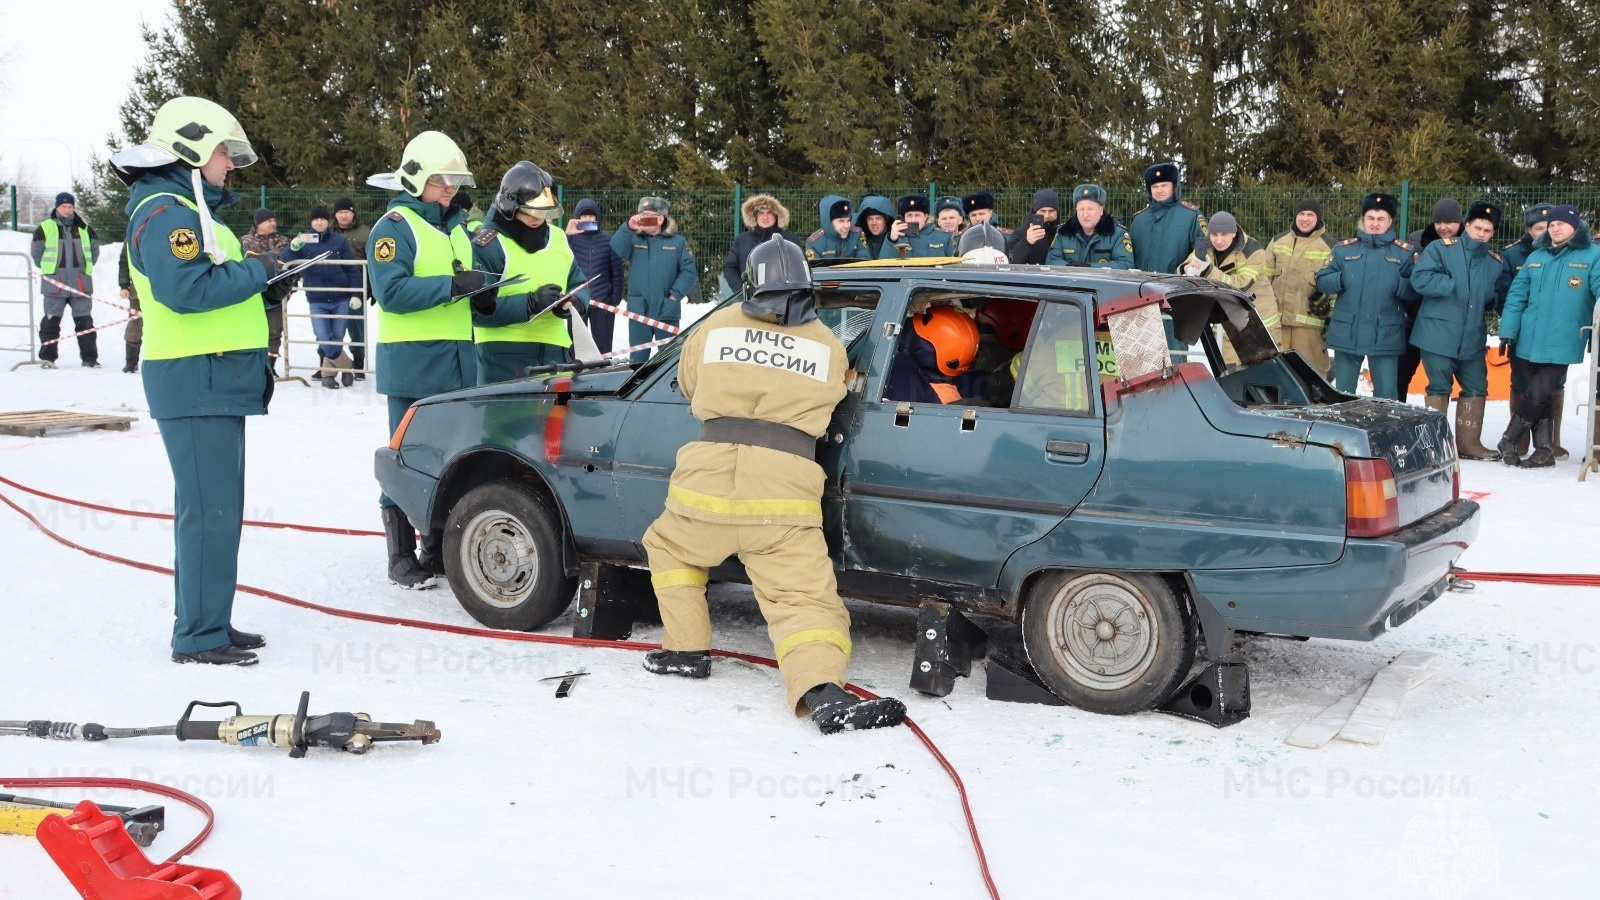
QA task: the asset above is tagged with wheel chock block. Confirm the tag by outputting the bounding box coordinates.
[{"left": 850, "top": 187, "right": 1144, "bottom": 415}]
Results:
[
  {"left": 983, "top": 651, "right": 1067, "bottom": 706},
  {"left": 910, "top": 600, "right": 990, "bottom": 696},
  {"left": 573, "top": 561, "right": 657, "bottom": 641},
  {"left": 37, "top": 800, "right": 240, "bottom": 900},
  {"left": 1157, "top": 662, "right": 1251, "bottom": 728}
]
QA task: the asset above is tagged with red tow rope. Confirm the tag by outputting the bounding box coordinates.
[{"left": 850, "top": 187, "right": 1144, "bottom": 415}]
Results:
[{"left": 0, "top": 478, "right": 1002, "bottom": 899}]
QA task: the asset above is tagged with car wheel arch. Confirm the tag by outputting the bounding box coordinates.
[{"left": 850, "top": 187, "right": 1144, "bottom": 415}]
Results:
[{"left": 431, "top": 448, "right": 580, "bottom": 578}]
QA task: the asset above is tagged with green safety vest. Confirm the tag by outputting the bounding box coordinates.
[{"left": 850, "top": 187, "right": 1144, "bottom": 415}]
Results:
[
  {"left": 39, "top": 219, "right": 93, "bottom": 275},
  {"left": 473, "top": 229, "right": 574, "bottom": 347},
  {"left": 1011, "top": 335, "right": 1119, "bottom": 409},
  {"left": 127, "top": 193, "right": 267, "bottom": 361},
  {"left": 376, "top": 206, "right": 476, "bottom": 344}
]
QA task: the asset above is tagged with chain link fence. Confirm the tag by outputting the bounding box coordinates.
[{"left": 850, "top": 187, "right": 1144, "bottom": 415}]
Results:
[{"left": 8, "top": 183, "right": 1598, "bottom": 299}]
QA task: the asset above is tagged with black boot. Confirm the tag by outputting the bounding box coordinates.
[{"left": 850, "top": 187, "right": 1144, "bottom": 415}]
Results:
[
  {"left": 804, "top": 683, "right": 907, "bottom": 735},
  {"left": 1498, "top": 415, "right": 1535, "bottom": 466},
  {"left": 1526, "top": 418, "right": 1556, "bottom": 468},
  {"left": 38, "top": 315, "right": 61, "bottom": 368},
  {"left": 123, "top": 343, "right": 140, "bottom": 373},
  {"left": 173, "top": 644, "right": 258, "bottom": 666},
  {"left": 417, "top": 529, "right": 445, "bottom": 576},
  {"left": 228, "top": 627, "right": 266, "bottom": 649},
  {"left": 74, "top": 315, "right": 99, "bottom": 367},
  {"left": 643, "top": 649, "right": 712, "bottom": 678},
  {"left": 351, "top": 347, "right": 366, "bottom": 380},
  {"left": 382, "top": 507, "right": 436, "bottom": 589}
]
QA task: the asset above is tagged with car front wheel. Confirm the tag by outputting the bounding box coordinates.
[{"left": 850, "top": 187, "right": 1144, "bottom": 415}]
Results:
[
  {"left": 443, "top": 482, "right": 577, "bottom": 631},
  {"left": 1023, "top": 571, "right": 1195, "bottom": 714}
]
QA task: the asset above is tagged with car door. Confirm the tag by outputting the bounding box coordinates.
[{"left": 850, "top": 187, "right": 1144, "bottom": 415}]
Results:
[{"left": 838, "top": 289, "right": 1108, "bottom": 588}]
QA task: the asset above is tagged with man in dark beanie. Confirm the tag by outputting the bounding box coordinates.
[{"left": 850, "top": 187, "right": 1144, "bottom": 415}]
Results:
[
  {"left": 1409, "top": 200, "right": 1510, "bottom": 459},
  {"left": 330, "top": 197, "right": 371, "bottom": 378},
  {"left": 31, "top": 191, "right": 100, "bottom": 368},
  {"left": 1315, "top": 192, "right": 1418, "bottom": 400},
  {"left": 1007, "top": 188, "right": 1062, "bottom": 265},
  {"left": 1269, "top": 198, "right": 1338, "bottom": 376},
  {"left": 240, "top": 207, "right": 291, "bottom": 373},
  {"left": 1495, "top": 205, "right": 1599, "bottom": 467},
  {"left": 567, "top": 198, "right": 627, "bottom": 353}
]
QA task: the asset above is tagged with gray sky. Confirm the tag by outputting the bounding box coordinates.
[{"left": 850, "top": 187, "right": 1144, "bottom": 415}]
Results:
[{"left": 0, "top": 0, "right": 174, "bottom": 191}]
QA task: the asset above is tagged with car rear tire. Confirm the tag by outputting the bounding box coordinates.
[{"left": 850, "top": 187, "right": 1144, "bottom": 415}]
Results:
[
  {"left": 443, "top": 482, "right": 577, "bottom": 631},
  {"left": 1022, "top": 571, "right": 1196, "bottom": 714}
]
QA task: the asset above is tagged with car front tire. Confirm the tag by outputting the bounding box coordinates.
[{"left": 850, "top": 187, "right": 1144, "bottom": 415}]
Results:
[
  {"left": 1022, "top": 570, "right": 1196, "bottom": 714},
  {"left": 443, "top": 482, "right": 577, "bottom": 631}
]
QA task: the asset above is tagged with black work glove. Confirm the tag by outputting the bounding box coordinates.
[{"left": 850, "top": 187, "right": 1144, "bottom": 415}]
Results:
[
  {"left": 1498, "top": 338, "right": 1515, "bottom": 359},
  {"left": 526, "top": 284, "right": 564, "bottom": 317},
  {"left": 452, "top": 269, "right": 497, "bottom": 314},
  {"left": 250, "top": 252, "right": 281, "bottom": 281},
  {"left": 262, "top": 277, "right": 296, "bottom": 307}
]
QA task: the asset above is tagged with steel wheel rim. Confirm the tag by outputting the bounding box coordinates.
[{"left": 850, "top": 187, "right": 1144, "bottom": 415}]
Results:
[
  {"left": 1047, "top": 574, "right": 1157, "bottom": 690},
  {"left": 460, "top": 510, "right": 538, "bottom": 609}
]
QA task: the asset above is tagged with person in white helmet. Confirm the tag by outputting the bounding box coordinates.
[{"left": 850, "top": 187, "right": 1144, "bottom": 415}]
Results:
[
  {"left": 110, "top": 96, "right": 276, "bottom": 666},
  {"left": 365, "top": 131, "right": 517, "bottom": 589}
]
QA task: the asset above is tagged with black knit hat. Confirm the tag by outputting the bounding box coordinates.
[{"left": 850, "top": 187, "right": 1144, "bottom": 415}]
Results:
[
  {"left": 1360, "top": 193, "right": 1398, "bottom": 217},
  {"left": 253, "top": 207, "right": 277, "bottom": 226},
  {"left": 309, "top": 203, "right": 330, "bottom": 221},
  {"left": 1431, "top": 198, "right": 1463, "bottom": 224},
  {"left": 333, "top": 197, "right": 355, "bottom": 213},
  {"left": 1296, "top": 198, "right": 1323, "bottom": 217},
  {"left": 1465, "top": 200, "right": 1501, "bottom": 229},
  {"left": 898, "top": 194, "right": 930, "bottom": 216},
  {"left": 54, "top": 191, "right": 76, "bottom": 207},
  {"left": 962, "top": 192, "right": 995, "bottom": 214}
]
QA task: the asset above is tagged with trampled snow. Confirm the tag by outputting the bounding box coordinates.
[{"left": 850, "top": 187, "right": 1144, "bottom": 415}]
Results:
[{"left": 0, "top": 234, "right": 1595, "bottom": 899}]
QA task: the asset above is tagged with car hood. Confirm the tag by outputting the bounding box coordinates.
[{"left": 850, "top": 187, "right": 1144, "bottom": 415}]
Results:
[{"left": 414, "top": 366, "right": 636, "bottom": 406}]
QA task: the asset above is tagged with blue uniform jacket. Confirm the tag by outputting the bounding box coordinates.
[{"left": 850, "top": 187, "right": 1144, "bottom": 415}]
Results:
[
  {"left": 123, "top": 166, "right": 273, "bottom": 420},
  {"left": 367, "top": 193, "right": 489, "bottom": 398},
  {"left": 609, "top": 218, "right": 697, "bottom": 322},
  {"left": 1409, "top": 236, "right": 1508, "bottom": 360},
  {"left": 1315, "top": 230, "right": 1419, "bottom": 356},
  {"left": 1128, "top": 175, "right": 1206, "bottom": 274},
  {"left": 805, "top": 194, "right": 870, "bottom": 261},
  {"left": 1498, "top": 225, "right": 1600, "bottom": 365},
  {"left": 280, "top": 228, "right": 359, "bottom": 303},
  {"left": 1047, "top": 216, "right": 1136, "bottom": 269}
]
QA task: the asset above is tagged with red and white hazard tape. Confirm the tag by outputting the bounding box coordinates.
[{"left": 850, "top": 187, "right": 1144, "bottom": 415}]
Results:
[
  {"left": 586, "top": 299, "right": 681, "bottom": 335},
  {"left": 22, "top": 315, "right": 135, "bottom": 350},
  {"left": 33, "top": 272, "right": 142, "bottom": 316},
  {"left": 599, "top": 335, "right": 676, "bottom": 360}
]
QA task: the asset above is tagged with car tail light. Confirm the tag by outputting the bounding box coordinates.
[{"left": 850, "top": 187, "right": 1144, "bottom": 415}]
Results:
[
  {"left": 389, "top": 406, "right": 418, "bottom": 451},
  {"left": 1345, "top": 458, "right": 1399, "bottom": 538}
]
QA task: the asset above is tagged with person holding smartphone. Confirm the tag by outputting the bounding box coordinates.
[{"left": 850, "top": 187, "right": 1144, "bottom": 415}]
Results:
[
  {"left": 1006, "top": 189, "right": 1062, "bottom": 265},
  {"left": 281, "top": 203, "right": 359, "bottom": 388},
  {"left": 611, "top": 196, "right": 698, "bottom": 362}
]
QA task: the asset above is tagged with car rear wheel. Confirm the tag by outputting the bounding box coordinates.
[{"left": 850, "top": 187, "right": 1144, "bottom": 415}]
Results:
[
  {"left": 443, "top": 482, "right": 576, "bottom": 631},
  {"left": 1022, "top": 571, "right": 1195, "bottom": 714}
]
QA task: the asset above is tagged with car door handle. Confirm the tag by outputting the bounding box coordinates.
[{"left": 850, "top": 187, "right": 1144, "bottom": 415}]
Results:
[{"left": 1046, "top": 440, "right": 1090, "bottom": 460}]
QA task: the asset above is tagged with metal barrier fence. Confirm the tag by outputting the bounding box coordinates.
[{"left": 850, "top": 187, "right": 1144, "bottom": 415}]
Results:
[
  {"left": 26, "top": 184, "right": 1600, "bottom": 301},
  {"left": 0, "top": 251, "right": 39, "bottom": 370},
  {"left": 1580, "top": 305, "right": 1600, "bottom": 482},
  {"left": 280, "top": 258, "right": 370, "bottom": 384}
]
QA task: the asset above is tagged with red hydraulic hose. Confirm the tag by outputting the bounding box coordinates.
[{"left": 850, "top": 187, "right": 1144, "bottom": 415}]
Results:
[
  {"left": 1455, "top": 570, "right": 1600, "bottom": 587},
  {"left": 0, "top": 480, "right": 1003, "bottom": 899},
  {"left": 0, "top": 775, "right": 216, "bottom": 865},
  {"left": 0, "top": 473, "right": 381, "bottom": 537}
]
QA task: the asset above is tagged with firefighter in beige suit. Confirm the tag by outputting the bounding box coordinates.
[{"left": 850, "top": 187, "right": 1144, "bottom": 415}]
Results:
[{"left": 642, "top": 235, "right": 906, "bottom": 734}]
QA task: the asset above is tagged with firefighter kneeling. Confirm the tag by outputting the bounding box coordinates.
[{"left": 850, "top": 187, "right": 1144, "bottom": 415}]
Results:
[{"left": 642, "top": 235, "right": 907, "bottom": 734}]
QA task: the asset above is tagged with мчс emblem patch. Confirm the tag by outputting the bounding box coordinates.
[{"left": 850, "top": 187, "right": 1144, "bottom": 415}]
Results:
[
  {"left": 1572, "top": 275, "right": 1584, "bottom": 289},
  {"left": 169, "top": 228, "right": 199, "bottom": 261},
  {"left": 374, "top": 237, "right": 397, "bottom": 263}
]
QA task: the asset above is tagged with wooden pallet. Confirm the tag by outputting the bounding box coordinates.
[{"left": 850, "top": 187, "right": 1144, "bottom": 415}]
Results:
[{"left": 0, "top": 409, "right": 136, "bottom": 437}]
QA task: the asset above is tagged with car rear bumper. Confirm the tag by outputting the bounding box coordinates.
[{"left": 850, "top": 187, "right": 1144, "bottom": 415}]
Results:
[
  {"left": 1189, "top": 500, "right": 1480, "bottom": 640},
  {"left": 375, "top": 448, "right": 440, "bottom": 531}
]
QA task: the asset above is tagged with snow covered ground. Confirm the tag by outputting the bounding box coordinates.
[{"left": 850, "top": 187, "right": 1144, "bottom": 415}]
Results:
[{"left": 0, "top": 234, "right": 1596, "bottom": 899}]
